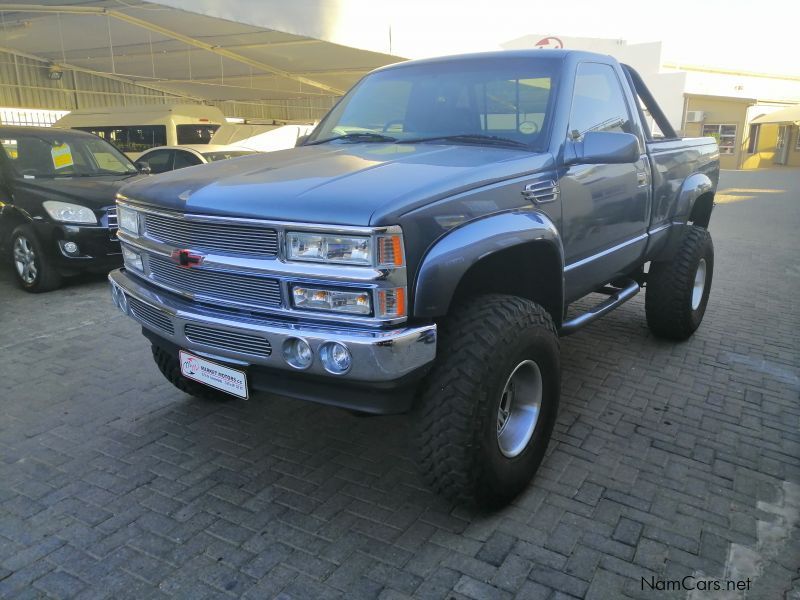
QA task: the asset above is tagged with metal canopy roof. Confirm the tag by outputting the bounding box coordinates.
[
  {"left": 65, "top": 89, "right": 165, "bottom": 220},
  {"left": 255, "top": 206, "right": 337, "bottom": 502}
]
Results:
[
  {"left": 0, "top": 1, "right": 403, "bottom": 104},
  {"left": 751, "top": 105, "right": 800, "bottom": 125}
]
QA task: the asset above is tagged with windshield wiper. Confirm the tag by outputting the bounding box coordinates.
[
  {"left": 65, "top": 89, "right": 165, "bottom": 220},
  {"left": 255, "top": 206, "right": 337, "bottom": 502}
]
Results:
[
  {"left": 306, "top": 132, "right": 398, "bottom": 145},
  {"left": 398, "top": 134, "right": 530, "bottom": 149}
]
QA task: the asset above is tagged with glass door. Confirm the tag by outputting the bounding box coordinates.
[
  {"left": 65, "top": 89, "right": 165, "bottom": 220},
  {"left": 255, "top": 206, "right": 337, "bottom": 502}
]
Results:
[{"left": 775, "top": 125, "right": 790, "bottom": 165}]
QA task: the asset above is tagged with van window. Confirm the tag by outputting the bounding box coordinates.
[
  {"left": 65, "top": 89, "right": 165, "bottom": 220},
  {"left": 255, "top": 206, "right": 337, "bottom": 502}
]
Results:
[
  {"left": 176, "top": 124, "right": 220, "bottom": 145},
  {"left": 76, "top": 126, "right": 167, "bottom": 154}
]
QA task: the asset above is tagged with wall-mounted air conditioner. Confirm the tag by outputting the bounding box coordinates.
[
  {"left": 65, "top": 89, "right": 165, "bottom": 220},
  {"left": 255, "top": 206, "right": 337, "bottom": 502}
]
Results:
[{"left": 685, "top": 111, "right": 705, "bottom": 123}]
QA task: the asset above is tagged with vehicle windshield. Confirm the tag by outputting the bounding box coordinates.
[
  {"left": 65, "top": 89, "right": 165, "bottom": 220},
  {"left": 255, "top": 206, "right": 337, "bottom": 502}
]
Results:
[
  {"left": 307, "top": 57, "right": 560, "bottom": 150},
  {"left": 0, "top": 131, "right": 138, "bottom": 178},
  {"left": 202, "top": 150, "right": 258, "bottom": 162}
]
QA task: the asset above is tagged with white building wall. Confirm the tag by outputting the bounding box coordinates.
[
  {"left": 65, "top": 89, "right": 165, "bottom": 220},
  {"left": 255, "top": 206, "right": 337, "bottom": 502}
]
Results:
[{"left": 502, "top": 35, "right": 688, "bottom": 131}]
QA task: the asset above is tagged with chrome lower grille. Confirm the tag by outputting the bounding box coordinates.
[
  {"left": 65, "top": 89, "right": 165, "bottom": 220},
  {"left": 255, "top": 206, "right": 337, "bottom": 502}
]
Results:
[
  {"left": 184, "top": 324, "right": 272, "bottom": 357},
  {"left": 144, "top": 213, "right": 279, "bottom": 257},
  {"left": 147, "top": 254, "right": 282, "bottom": 309},
  {"left": 128, "top": 296, "right": 174, "bottom": 335}
]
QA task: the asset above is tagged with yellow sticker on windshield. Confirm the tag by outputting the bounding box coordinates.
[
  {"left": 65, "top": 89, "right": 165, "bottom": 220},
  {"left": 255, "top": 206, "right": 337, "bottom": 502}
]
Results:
[{"left": 51, "top": 143, "right": 74, "bottom": 170}]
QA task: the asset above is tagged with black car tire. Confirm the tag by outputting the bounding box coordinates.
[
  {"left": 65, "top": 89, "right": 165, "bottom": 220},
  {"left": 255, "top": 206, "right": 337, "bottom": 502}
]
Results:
[
  {"left": 151, "top": 345, "right": 233, "bottom": 402},
  {"left": 413, "top": 294, "right": 560, "bottom": 508},
  {"left": 646, "top": 225, "right": 714, "bottom": 340},
  {"left": 9, "top": 224, "right": 63, "bottom": 293}
]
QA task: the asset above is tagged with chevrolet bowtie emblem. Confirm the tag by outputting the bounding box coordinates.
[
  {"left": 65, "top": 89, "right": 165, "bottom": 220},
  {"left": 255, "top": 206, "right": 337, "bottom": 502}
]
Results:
[{"left": 171, "top": 249, "right": 204, "bottom": 268}]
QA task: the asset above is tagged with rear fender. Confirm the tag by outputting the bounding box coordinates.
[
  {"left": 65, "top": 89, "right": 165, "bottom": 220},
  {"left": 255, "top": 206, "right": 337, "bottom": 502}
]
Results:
[
  {"left": 653, "top": 173, "right": 715, "bottom": 260},
  {"left": 672, "top": 173, "right": 714, "bottom": 224}
]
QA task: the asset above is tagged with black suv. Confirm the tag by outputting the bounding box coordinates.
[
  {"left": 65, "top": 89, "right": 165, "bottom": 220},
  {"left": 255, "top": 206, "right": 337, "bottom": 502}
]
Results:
[{"left": 0, "top": 126, "right": 143, "bottom": 291}]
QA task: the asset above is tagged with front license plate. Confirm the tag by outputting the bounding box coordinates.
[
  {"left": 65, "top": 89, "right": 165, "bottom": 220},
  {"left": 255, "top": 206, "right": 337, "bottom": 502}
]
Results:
[{"left": 179, "top": 350, "right": 248, "bottom": 399}]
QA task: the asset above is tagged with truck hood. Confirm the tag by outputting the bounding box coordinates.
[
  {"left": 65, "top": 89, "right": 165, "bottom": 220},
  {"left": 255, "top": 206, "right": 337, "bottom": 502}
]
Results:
[
  {"left": 15, "top": 174, "right": 144, "bottom": 210},
  {"left": 119, "top": 143, "right": 553, "bottom": 226}
]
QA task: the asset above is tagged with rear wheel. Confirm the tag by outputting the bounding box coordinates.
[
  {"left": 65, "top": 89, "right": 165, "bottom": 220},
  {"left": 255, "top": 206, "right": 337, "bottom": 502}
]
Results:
[
  {"left": 9, "top": 225, "right": 62, "bottom": 293},
  {"left": 151, "top": 345, "right": 233, "bottom": 402},
  {"left": 413, "top": 294, "right": 560, "bottom": 507},
  {"left": 646, "top": 226, "right": 714, "bottom": 340}
]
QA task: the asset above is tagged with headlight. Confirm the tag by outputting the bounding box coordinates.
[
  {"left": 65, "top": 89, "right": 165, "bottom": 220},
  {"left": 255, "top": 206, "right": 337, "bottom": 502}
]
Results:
[
  {"left": 286, "top": 232, "right": 371, "bottom": 265},
  {"left": 117, "top": 205, "right": 140, "bottom": 235},
  {"left": 42, "top": 201, "right": 96, "bottom": 224},
  {"left": 291, "top": 285, "right": 371, "bottom": 315},
  {"left": 121, "top": 245, "right": 143, "bottom": 271}
]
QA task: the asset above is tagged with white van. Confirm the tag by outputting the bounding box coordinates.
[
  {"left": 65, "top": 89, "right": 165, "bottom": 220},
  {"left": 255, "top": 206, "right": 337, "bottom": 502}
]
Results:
[{"left": 53, "top": 104, "right": 226, "bottom": 159}]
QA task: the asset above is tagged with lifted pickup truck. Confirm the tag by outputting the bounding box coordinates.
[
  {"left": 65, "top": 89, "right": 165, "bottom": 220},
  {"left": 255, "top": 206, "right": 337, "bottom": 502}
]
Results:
[{"left": 109, "top": 50, "right": 718, "bottom": 507}]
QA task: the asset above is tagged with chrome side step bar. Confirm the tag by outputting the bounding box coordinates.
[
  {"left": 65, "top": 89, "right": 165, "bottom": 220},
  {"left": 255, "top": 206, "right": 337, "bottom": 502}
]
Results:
[{"left": 559, "top": 279, "right": 641, "bottom": 336}]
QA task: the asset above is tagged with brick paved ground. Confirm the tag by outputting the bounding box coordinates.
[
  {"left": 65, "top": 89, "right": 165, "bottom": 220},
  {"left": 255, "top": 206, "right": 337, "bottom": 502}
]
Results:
[{"left": 1, "top": 169, "right": 798, "bottom": 599}]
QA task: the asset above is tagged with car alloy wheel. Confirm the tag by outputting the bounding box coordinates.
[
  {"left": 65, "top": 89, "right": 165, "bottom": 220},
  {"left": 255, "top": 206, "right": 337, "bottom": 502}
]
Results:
[{"left": 13, "top": 235, "right": 38, "bottom": 285}]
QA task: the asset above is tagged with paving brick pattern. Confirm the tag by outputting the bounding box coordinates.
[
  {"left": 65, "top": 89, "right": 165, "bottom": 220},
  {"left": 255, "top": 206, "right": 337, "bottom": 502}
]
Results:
[{"left": 1, "top": 169, "right": 798, "bottom": 599}]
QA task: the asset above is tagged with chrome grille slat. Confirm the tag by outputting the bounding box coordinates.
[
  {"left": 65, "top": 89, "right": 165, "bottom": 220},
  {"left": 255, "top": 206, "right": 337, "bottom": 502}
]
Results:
[
  {"left": 184, "top": 324, "right": 272, "bottom": 357},
  {"left": 128, "top": 297, "right": 174, "bottom": 335},
  {"left": 144, "top": 213, "right": 278, "bottom": 257},
  {"left": 148, "top": 254, "right": 282, "bottom": 309}
]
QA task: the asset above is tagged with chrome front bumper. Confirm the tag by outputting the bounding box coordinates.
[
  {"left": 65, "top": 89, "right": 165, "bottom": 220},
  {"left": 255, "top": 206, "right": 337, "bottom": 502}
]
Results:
[{"left": 108, "top": 268, "right": 437, "bottom": 383}]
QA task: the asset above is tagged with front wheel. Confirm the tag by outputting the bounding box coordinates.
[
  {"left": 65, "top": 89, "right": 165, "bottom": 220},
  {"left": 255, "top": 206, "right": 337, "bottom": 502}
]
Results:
[
  {"left": 9, "top": 225, "right": 63, "bottom": 293},
  {"left": 646, "top": 225, "right": 714, "bottom": 340},
  {"left": 413, "top": 295, "right": 560, "bottom": 508}
]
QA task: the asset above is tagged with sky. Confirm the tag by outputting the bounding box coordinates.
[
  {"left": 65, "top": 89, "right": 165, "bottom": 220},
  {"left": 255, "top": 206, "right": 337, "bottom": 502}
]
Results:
[
  {"left": 160, "top": 0, "right": 798, "bottom": 77},
  {"left": 323, "top": 0, "right": 798, "bottom": 76}
]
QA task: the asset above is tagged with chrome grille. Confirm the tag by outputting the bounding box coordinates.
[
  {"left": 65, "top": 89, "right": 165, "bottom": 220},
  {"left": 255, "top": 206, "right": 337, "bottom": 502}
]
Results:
[
  {"left": 147, "top": 254, "right": 282, "bottom": 309},
  {"left": 107, "top": 207, "right": 118, "bottom": 240},
  {"left": 184, "top": 324, "right": 272, "bottom": 357},
  {"left": 128, "top": 297, "right": 174, "bottom": 335},
  {"left": 144, "top": 213, "right": 279, "bottom": 257}
]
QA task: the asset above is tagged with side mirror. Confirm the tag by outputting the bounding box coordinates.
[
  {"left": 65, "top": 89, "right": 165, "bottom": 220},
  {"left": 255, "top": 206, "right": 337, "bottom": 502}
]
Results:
[
  {"left": 135, "top": 161, "right": 151, "bottom": 175},
  {"left": 565, "top": 131, "right": 640, "bottom": 165}
]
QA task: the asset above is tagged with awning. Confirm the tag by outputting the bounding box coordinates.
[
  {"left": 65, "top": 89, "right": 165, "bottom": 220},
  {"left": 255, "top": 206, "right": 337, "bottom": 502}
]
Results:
[{"left": 751, "top": 105, "right": 800, "bottom": 124}]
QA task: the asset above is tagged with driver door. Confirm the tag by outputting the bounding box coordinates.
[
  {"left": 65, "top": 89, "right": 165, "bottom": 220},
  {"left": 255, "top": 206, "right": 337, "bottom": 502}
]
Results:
[{"left": 560, "top": 62, "right": 650, "bottom": 301}]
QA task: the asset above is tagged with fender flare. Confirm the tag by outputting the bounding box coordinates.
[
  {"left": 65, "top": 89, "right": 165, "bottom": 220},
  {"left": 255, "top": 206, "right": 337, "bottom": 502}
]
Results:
[
  {"left": 653, "top": 172, "right": 714, "bottom": 261},
  {"left": 413, "top": 210, "right": 564, "bottom": 319},
  {"left": 672, "top": 172, "right": 714, "bottom": 223}
]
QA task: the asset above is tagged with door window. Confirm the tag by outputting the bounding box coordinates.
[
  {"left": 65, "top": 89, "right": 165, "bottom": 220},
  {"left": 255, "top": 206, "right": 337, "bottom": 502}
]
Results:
[
  {"left": 140, "top": 149, "right": 173, "bottom": 173},
  {"left": 173, "top": 150, "right": 203, "bottom": 169},
  {"left": 568, "top": 63, "right": 633, "bottom": 141}
]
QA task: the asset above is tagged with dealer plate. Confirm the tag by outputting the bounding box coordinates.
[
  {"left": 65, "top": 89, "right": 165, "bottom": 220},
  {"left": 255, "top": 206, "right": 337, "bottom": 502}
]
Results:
[{"left": 179, "top": 350, "right": 248, "bottom": 399}]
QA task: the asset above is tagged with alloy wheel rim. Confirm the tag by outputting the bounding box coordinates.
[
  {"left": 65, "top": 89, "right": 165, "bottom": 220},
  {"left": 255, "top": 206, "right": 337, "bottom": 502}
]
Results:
[
  {"left": 692, "top": 258, "right": 707, "bottom": 311},
  {"left": 13, "top": 236, "right": 37, "bottom": 285},
  {"left": 497, "top": 359, "right": 543, "bottom": 458}
]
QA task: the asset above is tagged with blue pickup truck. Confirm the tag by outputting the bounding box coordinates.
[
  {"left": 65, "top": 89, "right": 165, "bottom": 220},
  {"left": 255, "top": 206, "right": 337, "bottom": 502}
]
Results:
[{"left": 109, "top": 50, "right": 719, "bottom": 506}]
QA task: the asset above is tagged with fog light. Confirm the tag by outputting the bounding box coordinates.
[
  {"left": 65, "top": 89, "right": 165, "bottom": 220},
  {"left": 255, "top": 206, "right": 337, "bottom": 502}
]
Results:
[
  {"left": 282, "top": 337, "right": 313, "bottom": 369},
  {"left": 319, "top": 341, "right": 352, "bottom": 375},
  {"left": 122, "top": 245, "right": 143, "bottom": 271},
  {"left": 62, "top": 241, "right": 79, "bottom": 254},
  {"left": 110, "top": 283, "right": 128, "bottom": 314}
]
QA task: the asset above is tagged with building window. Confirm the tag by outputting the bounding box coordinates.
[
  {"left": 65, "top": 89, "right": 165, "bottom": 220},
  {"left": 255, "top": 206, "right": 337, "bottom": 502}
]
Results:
[
  {"left": 703, "top": 124, "right": 737, "bottom": 155},
  {"left": 747, "top": 124, "right": 760, "bottom": 153}
]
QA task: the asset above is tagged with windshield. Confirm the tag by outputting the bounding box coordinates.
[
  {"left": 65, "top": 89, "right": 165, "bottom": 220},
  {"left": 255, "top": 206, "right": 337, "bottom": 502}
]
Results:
[
  {"left": 307, "top": 57, "right": 560, "bottom": 150},
  {"left": 202, "top": 150, "right": 257, "bottom": 162},
  {"left": 0, "top": 131, "right": 138, "bottom": 178}
]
